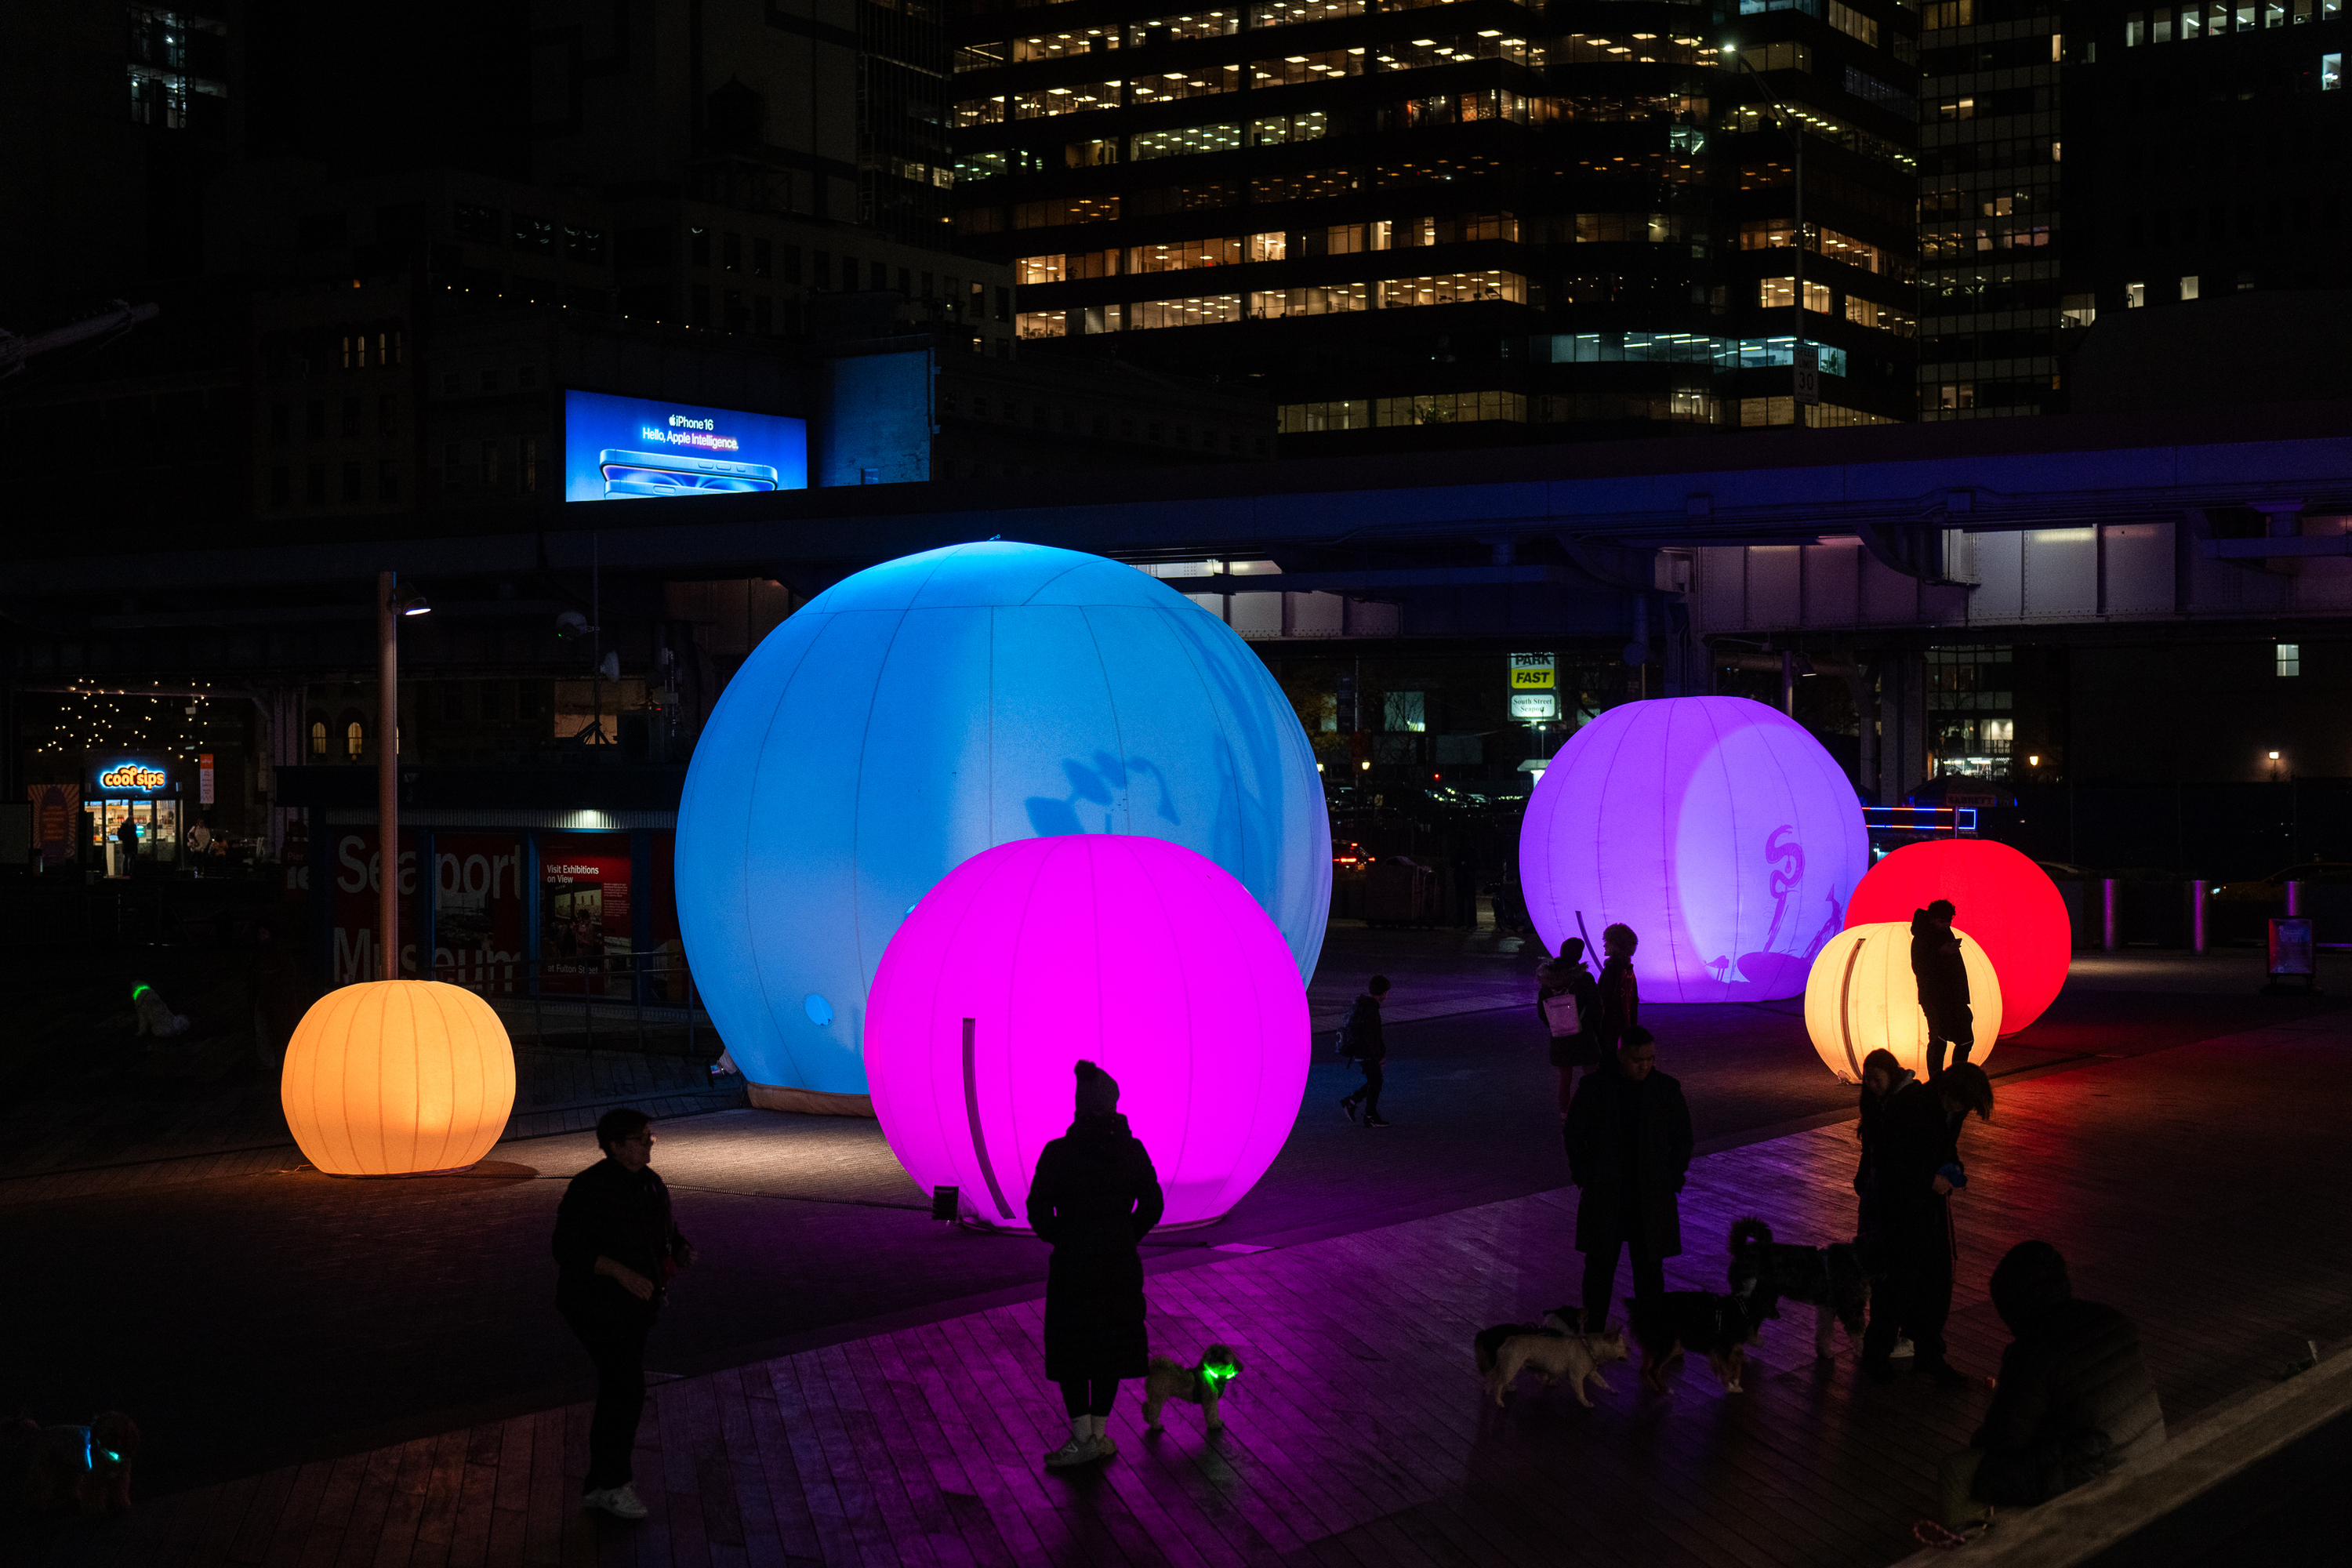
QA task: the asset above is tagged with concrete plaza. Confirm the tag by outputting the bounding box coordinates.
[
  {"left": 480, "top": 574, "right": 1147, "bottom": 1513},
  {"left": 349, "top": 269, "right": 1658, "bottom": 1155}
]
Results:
[{"left": 6, "top": 934, "right": 2347, "bottom": 1565}]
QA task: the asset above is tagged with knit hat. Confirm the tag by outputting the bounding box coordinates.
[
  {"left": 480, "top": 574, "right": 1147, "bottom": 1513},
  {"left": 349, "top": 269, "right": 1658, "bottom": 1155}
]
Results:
[
  {"left": 1988, "top": 1240, "right": 2071, "bottom": 1332},
  {"left": 1073, "top": 1059, "right": 1120, "bottom": 1117}
]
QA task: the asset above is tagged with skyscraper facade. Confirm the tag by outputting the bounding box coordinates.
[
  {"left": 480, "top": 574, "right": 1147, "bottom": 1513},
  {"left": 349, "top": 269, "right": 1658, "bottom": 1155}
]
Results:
[
  {"left": 947, "top": 0, "right": 1922, "bottom": 453},
  {"left": 1914, "top": 0, "right": 2069, "bottom": 422},
  {"left": 2073, "top": 0, "right": 2350, "bottom": 312}
]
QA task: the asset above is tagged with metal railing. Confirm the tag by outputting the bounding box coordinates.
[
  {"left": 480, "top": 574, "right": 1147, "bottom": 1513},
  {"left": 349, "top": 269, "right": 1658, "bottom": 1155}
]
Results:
[{"left": 423, "top": 950, "right": 715, "bottom": 1055}]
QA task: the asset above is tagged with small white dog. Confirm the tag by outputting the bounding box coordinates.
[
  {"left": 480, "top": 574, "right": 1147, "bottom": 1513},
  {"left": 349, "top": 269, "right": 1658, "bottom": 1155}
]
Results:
[
  {"left": 132, "top": 985, "right": 189, "bottom": 1039},
  {"left": 1474, "top": 1308, "right": 1629, "bottom": 1407}
]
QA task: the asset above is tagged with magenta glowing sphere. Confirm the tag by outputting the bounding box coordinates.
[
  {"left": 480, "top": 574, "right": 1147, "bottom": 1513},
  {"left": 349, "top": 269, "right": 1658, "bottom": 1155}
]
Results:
[
  {"left": 1519, "top": 697, "right": 1868, "bottom": 1004},
  {"left": 866, "top": 833, "right": 1309, "bottom": 1230}
]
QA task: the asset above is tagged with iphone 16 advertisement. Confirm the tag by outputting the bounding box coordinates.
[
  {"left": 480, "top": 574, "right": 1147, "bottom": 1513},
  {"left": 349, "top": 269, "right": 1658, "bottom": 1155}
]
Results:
[{"left": 563, "top": 390, "right": 808, "bottom": 502}]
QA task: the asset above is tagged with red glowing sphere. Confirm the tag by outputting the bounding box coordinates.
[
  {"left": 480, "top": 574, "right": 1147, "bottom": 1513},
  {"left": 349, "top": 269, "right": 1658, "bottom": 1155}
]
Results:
[{"left": 1845, "top": 839, "right": 2071, "bottom": 1033}]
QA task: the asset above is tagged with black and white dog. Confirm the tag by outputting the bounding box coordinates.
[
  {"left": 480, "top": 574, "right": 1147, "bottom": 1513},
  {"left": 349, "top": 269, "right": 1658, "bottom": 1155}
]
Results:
[{"left": 1728, "top": 1218, "right": 1878, "bottom": 1359}]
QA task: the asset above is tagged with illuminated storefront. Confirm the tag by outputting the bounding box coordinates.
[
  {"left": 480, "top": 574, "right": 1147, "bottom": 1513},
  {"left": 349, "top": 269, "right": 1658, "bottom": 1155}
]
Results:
[{"left": 82, "top": 756, "right": 186, "bottom": 874}]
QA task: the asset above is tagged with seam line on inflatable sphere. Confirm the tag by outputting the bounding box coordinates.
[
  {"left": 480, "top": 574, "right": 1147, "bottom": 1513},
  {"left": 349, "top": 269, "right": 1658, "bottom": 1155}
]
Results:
[
  {"left": 730, "top": 605, "right": 834, "bottom": 1094},
  {"left": 1837, "top": 932, "right": 1867, "bottom": 1081},
  {"left": 962, "top": 1017, "right": 1015, "bottom": 1220},
  {"left": 1074, "top": 608, "right": 1132, "bottom": 835},
  {"left": 838, "top": 606, "right": 920, "bottom": 1069},
  {"left": 1015, "top": 554, "right": 1089, "bottom": 608}
]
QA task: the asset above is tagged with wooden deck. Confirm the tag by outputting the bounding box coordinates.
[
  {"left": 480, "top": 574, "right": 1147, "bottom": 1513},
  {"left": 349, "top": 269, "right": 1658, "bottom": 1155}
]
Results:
[{"left": 78, "top": 1011, "right": 2352, "bottom": 1568}]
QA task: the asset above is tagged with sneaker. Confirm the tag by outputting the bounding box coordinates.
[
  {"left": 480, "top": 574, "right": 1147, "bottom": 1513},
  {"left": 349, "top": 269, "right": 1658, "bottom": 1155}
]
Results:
[
  {"left": 1090, "top": 1415, "right": 1117, "bottom": 1461},
  {"left": 584, "top": 1483, "right": 649, "bottom": 1520},
  {"left": 1889, "top": 1336, "right": 1915, "bottom": 1360},
  {"left": 1339, "top": 1097, "right": 1359, "bottom": 1124},
  {"left": 1364, "top": 1116, "right": 1392, "bottom": 1127},
  {"left": 1043, "top": 1436, "right": 1096, "bottom": 1468},
  {"left": 1044, "top": 1416, "right": 1102, "bottom": 1469}
]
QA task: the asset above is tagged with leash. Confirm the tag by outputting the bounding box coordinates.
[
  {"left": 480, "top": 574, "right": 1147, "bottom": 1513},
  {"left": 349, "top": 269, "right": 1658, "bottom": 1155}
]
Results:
[{"left": 1913, "top": 1518, "right": 1990, "bottom": 1550}]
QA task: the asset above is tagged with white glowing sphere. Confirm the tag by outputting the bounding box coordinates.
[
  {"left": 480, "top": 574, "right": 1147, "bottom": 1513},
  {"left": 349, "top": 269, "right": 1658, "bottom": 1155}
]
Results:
[
  {"left": 1519, "top": 696, "right": 1867, "bottom": 1003},
  {"left": 1805, "top": 921, "right": 2003, "bottom": 1081}
]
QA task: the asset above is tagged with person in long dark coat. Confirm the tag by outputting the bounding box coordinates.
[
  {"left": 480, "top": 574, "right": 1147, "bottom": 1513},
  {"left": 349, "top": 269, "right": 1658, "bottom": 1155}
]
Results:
[
  {"left": 1564, "top": 1035, "right": 1693, "bottom": 1332},
  {"left": 1026, "top": 1060, "right": 1165, "bottom": 1469},
  {"left": 1860, "top": 1062, "right": 1993, "bottom": 1388}
]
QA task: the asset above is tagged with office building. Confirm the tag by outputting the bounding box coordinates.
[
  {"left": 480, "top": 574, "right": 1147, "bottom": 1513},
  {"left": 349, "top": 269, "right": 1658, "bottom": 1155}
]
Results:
[
  {"left": 1915, "top": 0, "right": 2069, "bottom": 420},
  {"left": 2072, "top": 0, "right": 2350, "bottom": 314},
  {"left": 946, "top": 0, "right": 1922, "bottom": 453}
]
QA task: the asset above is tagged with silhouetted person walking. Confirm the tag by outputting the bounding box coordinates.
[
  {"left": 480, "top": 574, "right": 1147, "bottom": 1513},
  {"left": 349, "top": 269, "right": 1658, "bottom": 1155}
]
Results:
[
  {"left": 554, "top": 1109, "right": 697, "bottom": 1520},
  {"left": 1565, "top": 1035, "right": 1692, "bottom": 1331},
  {"left": 1339, "top": 975, "right": 1392, "bottom": 1127},
  {"left": 1029, "top": 1061, "right": 1165, "bottom": 1468},
  {"left": 1911, "top": 900, "right": 1973, "bottom": 1081}
]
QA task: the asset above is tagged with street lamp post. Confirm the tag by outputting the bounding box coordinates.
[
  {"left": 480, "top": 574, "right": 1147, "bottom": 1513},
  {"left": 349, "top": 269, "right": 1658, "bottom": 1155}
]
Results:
[
  {"left": 377, "top": 573, "right": 430, "bottom": 981},
  {"left": 1726, "top": 44, "right": 1809, "bottom": 429}
]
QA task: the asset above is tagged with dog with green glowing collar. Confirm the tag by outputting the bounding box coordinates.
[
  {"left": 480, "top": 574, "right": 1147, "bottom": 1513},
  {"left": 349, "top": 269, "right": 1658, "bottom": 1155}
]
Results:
[
  {"left": 4, "top": 1410, "right": 140, "bottom": 1516},
  {"left": 1142, "top": 1344, "right": 1242, "bottom": 1434}
]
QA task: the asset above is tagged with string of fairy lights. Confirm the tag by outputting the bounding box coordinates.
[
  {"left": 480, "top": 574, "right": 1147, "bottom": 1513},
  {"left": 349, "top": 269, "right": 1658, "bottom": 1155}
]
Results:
[{"left": 33, "top": 681, "right": 222, "bottom": 760}]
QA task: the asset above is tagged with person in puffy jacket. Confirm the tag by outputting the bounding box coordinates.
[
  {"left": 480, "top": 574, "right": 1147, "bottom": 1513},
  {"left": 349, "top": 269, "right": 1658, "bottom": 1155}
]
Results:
[
  {"left": 1940, "top": 1241, "right": 2165, "bottom": 1526},
  {"left": 1028, "top": 1061, "right": 1166, "bottom": 1469},
  {"left": 1911, "top": 900, "right": 1973, "bottom": 1081}
]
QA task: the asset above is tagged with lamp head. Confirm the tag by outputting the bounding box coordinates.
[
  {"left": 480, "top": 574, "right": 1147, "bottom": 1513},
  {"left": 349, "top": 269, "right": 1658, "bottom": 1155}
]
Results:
[{"left": 390, "top": 587, "right": 430, "bottom": 615}]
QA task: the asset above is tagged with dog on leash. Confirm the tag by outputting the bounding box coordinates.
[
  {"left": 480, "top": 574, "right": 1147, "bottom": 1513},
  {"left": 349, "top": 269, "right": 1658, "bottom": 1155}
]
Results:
[
  {"left": 1727, "top": 1217, "right": 1877, "bottom": 1358},
  {"left": 132, "top": 983, "right": 189, "bottom": 1039},
  {"left": 1474, "top": 1308, "right": 1628, "bottom": 1407},
  {"left": 1142, "top": 1344, "right": 1241, "bottom": 1433},
  {"left": 4, "top": 1412, "right": 141, "bottom": 1516},
  {"left": 1625, "top": 1292, "right": 1762, "bottom": 1395}
]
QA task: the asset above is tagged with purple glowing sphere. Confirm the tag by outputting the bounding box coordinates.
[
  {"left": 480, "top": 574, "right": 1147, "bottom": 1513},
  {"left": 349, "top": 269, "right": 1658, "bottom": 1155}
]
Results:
[
  {"left": 865, "top": 834, "right": 1309, "bottom": 1230},
  {"left": 1519, "top": 697, "right": 1867, "bottom": 1004}
]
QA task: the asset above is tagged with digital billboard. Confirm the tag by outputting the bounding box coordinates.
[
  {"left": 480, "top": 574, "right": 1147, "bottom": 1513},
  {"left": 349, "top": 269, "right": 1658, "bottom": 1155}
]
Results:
[{"left": 562, "top": 390, "right": 808, "bottom": 502}]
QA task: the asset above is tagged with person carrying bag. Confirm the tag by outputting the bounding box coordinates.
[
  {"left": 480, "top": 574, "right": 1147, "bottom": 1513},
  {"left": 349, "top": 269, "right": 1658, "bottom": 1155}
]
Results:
[{"left": 1538, "top": 939, "right": 1604, "bottom": 1116}]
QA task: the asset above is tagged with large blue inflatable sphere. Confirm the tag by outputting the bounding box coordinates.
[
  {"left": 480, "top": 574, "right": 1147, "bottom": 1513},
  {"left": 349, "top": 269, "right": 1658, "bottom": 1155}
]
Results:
[{"left": 675, "top": 541, "right": 1332, "bottom": 1101}]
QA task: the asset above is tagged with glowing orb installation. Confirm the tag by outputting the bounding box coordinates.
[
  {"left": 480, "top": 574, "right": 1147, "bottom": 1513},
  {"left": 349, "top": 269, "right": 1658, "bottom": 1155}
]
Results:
[
  {"left": 1519, "top": 697, "right": 1867, "bottom": 1003},
  {"left": 281, "top": 981, "right": 517, "bottom": 1175},
  {"left": 865, "top": 834, "right": 1308, "bottom": 1229},
  {"left": 677, "top": 541, "right": 1329, "bottom": 1105},
  {"left": 1806, "top": 921, "right": 2003, "bottom": 1082},
  {"left": 1846, "top": 839, "right": 2070, "bottom": 1033}
]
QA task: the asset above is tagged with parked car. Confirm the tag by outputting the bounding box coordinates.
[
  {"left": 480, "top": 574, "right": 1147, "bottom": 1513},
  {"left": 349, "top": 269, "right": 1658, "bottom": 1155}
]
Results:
[{"left": 2211, "top": 862, "right": 2352, "bottom": 903}]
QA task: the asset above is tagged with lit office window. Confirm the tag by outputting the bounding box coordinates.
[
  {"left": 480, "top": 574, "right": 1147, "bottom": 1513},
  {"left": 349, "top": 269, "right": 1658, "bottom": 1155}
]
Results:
[
  {"left": 2278, "top": 642, "right": 2301, "bottom": 677},
  {"left": 2325, "top": 52, "right": 2343, "bottom": 89}
]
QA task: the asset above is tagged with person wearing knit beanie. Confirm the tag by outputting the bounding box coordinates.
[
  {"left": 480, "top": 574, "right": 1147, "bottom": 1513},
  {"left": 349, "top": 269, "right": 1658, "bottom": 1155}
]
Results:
[
  {"left": 1074, "top": 1059, "right": 1120, "bottom": 1118},
  {"left": 1029, "top": 1058, "right": 1163, "bottom": 1470}
]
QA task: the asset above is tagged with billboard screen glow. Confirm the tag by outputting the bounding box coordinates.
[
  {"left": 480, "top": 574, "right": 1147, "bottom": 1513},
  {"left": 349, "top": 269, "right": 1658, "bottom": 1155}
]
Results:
[{"left": 562, "top": 390, "right": 808, "bottom": 502}]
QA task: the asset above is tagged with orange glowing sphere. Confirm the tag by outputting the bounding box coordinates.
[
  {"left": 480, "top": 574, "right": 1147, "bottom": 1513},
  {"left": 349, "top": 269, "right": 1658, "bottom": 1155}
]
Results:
[
  {"left": 281, "top": 981, "right": 517, "bottom": 1175},
  {"left": 1805, "top": 922, "right": 2002, "bottom": 1083}
]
